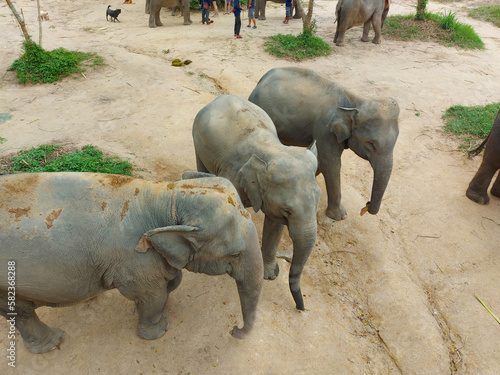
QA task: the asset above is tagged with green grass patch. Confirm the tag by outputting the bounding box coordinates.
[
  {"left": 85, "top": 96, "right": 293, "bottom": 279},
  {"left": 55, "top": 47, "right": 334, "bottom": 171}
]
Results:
[
  {"left": 443, "top": 103, "right": 500, "bottom": 150},
  {"left": 9, "top": 144, "right": 133, "bottom": 175},
  {"left": 0, "top": 137, "right": 6, "bottom": 144},
  {"left": 443, "top": 103, "right": 500, "bottom": 137},
  {"left": 264, "top": 30, "right": 333, "bottom": 61},
  {"left": 8, "top": 41, "right": 104, "bottom": 84},
  {"left": 468, "top": 5, "right": 500, "bottom": 28},
  {"left": 384, "top": 12, "right": 484, "bottom": 49}
]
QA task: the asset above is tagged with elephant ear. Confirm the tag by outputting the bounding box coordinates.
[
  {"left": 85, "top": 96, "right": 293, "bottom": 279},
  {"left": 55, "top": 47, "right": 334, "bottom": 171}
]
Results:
[
  {"left": 327, "top": 107, "right": 358, "bottom": 144},
  {"left": 135, "top": 225, "right": 201, "bottom": 269},
  {"left": 237, "top": 154, "right": 268, "bottom": 213}
]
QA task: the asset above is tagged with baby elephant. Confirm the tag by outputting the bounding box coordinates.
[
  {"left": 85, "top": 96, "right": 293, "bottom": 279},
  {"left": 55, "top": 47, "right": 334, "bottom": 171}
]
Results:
[
  {"left": 106, "top": 5, "right": 121, "bottom": 22},
  {"left": 466, "top": 109, "right": 500, "bottom": 204},
  {"left": 0, "top": 173, "right": 263, "bottom": 353},
  {"left": 192, "top": 95, "right": 321, "bottom": 311}
]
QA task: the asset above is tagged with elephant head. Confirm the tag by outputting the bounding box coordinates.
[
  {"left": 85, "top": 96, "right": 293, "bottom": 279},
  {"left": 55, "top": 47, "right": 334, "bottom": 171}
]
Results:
[
  {"left": 136, "top": 182, "right": 263, "bottom": 339},
  {"left": 236, "top": 148, "right": 321, "bottom": 310},
  {"left": 328, "top": 97, "right": 400, "bottom": 214}
]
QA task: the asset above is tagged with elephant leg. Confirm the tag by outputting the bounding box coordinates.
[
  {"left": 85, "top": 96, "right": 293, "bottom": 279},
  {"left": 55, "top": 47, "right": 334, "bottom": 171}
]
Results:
[
  {"left": 490, "top": 171, "right": 500, "bottom": 198},
  {"left": 371, "top": 15, "right": 382, "bottom": 44},
  {"left": 466, "top": 161, "right": 497, "bottom": 204},
  {"left": 292, "top": 0, "right": 301, "bottom": 19},
  {"left": 361, "top": 21, "right": 371, "bottom": 42},
  {"left": 261, "top": 216, "right": 284, "bottom": 280},
  {"left": 318, "top": 150, "right": 346, "bottom": 221},
  {"left": 334, "top": 24, "right": 346, "bottom": 46},
  {"left": 0, "top": 297, "right": 64, "bottom": 354},
  {"left": 119, "top": 283, "right": 169, "bottom": 340}
]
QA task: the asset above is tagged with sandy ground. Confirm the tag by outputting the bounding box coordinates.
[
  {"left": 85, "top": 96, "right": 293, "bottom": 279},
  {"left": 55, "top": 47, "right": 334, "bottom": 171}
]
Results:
[{"left": 1, "top": 0, "right": 499, "bottom": 373}]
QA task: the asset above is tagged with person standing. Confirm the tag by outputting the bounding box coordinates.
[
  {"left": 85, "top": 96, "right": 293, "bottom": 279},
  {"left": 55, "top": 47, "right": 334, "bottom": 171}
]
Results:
[
  {"left": 202, "top": 0, "right": 211, "bottom": 24},
  {"left": 283, "top": 0, "right": 292, "bottom": 24},
  {"left": 233, "top": 0, "right": 243, "bottom": 38},
  {"left": 224, "top": 0, "right": 232, "bottom": 14},
  {"left": 247, "top": 0, "right": 256, "bottom": 29}
]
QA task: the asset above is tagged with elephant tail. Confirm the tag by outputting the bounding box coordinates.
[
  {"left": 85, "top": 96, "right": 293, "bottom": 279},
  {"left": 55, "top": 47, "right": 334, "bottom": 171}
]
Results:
[
  {"left": 334, "top": 0, "right": 343, "bottom": 23},
  {"left": 468, "top": 133, "right": 490, "bottom": 158}
]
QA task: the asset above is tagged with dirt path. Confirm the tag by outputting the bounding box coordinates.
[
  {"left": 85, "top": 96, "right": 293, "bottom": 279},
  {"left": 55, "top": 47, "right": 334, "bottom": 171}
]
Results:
[{"left": 1, "top": 0, "right": 499, "bottom": 373}]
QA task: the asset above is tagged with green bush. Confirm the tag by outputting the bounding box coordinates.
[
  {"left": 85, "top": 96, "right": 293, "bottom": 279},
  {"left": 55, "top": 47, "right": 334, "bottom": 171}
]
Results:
[
  {"left": 9, "top": 145, "right": 133, "bottom": 175},
  {"left": 8, "top": 41, "right": 103, "bottom": 84}
]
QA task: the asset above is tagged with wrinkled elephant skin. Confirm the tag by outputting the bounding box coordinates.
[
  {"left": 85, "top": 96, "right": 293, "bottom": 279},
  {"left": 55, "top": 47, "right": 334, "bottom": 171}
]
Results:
[
  {"left": 0, "top": 173, "right": 262, "bottom": 353},
  {"left": 249, "top": 67, "right": 399, "bottom": 221},
  {"left": 334, "top": 0, "right": 390, "bottom": 46},
  {"left": 466, "top": 109, "right": 500, "bottom": 204},
  {"left": 192, "top": 95, "right": 321, "bottom": 311}
]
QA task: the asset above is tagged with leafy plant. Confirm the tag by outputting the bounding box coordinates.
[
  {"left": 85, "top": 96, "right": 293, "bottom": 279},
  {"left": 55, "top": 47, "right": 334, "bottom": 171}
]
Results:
[
  {"left": 384, "top": 13, "right": 484, "bottom": 49},
  {"left": 9, "top": 144, "right": 133, "bottom": 175},
  {"left": 264, "top": 25, "right": 333, "bottom": 61},
  {"left": 0, "top": 137, "right": 6, "bottom": 144},
  {"left": 8, "top": 41, "right": 103, "bottom": 84},
  {"left": 468, "top": 5, "right": 500, "bottom": 28}
]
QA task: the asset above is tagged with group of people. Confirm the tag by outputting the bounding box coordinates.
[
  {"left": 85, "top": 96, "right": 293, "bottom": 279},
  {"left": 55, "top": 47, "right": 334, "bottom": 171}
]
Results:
[{"left": 201, "top": 0, "right": 292, "bottom": 38}]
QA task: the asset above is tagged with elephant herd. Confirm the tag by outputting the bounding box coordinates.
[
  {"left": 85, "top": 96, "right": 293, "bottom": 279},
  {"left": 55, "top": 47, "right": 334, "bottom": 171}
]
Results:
[
  {"left": 1, "top": 67, "right": 497, "bottom": 354},
  {"left": 146, "top": 0, "right": 390, "bottom": 46}
]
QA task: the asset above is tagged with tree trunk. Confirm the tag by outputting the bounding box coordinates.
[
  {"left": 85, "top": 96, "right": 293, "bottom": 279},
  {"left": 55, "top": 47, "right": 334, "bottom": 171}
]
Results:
[
  {"left": 416, "top": 0, "right": 426, "bottom": 20},
  {"left": 295, "top": 0, "right": 314, "bottom": 34},
  {"left": 5, "top": 0, "right": 31, "bottom": 42},
  {"left": 37, "top": 0, "right": 42, "bottom": 46}
]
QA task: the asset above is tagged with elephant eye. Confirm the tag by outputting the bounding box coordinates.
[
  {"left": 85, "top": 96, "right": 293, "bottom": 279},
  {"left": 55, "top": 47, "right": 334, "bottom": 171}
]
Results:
[
  {"left": 230, "top": 252, "right": 241, "bottom": 258},
  {"left": 367, "top": 142, "right": 377, "bottom": 151},
  {"left": 283, "top": 208, "right": 292, "bottom": 217}
]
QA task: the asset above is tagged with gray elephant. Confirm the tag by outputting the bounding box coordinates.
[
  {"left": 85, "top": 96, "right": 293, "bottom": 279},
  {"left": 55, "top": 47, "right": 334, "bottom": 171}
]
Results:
[
  {"left": 145, "top": 0, "right": 192, "bottom": 27},
  {"left": 0, "top": 172, "right": 262, "bottom": 353},
  {"left": 255, "top": 0, "right": 300, "bottom": 20},
  {"left": 466, "top": 109, "right": 500, "bottom": 204},
  {"left": 334, "top": 0, "right": 390, "bottom": 46},
  {"left": 248, "top": 67, "right": 399, "bottom": 221},
  {"left": 192, "top": 95, "right": 321, "bottom": 311}
]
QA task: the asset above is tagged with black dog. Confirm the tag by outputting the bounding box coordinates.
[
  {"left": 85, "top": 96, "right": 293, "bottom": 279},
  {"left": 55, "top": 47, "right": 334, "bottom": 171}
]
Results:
[{"left": 106, "top": 5, "right": 121, "bottom": 22}]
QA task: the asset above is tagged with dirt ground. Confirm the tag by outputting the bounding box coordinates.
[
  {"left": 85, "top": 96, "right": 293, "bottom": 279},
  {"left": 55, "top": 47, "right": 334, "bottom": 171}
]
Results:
[{"left": 1, "top": 0, "right": 499, "bottom": 373}]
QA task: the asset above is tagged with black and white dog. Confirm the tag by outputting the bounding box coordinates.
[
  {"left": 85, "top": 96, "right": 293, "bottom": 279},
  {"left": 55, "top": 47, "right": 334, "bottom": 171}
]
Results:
[{"left": 106, "top": 5, "right": 121, "bottom": 22}]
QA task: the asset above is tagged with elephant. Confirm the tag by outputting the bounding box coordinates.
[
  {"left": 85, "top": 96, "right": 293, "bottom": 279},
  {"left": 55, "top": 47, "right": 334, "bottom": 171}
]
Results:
[
  {"left": 192, "top": 95, "right": 321, "bottom": 311},
  {"left": 248, "top": 67, "right": 400, "bottom": 221},
  {"left": 466, "top": 109, "right": 500, "bottom": 204},
  {"left": 334, "top": 0, "right": 390, "bottom": 46},
  {"left": 145, "top": 0, "right": 192, "bottom": 27},
  {"left": 254, "top": 0, "right": 301, "bottom": 20},
  {"left": 0, "top": 172, "right": 263, "bottom": 353}
]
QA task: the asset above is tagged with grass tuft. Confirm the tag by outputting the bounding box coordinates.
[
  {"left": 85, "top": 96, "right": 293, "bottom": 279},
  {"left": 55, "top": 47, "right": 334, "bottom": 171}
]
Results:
[
  {"left": 384, "top": 12, "right": 484, "bottom": 49},
  {"left": 264, "top": 28, "right": 333, "bottom": 61},
  {"left": 8, "top": 41, "right": 104, "bottom": 84},
  {"left": 468, "top": 5, "right": 500, "bottom": 28},
  {"left": 9, "top": 144, "right": 133, "bottom": 175}
]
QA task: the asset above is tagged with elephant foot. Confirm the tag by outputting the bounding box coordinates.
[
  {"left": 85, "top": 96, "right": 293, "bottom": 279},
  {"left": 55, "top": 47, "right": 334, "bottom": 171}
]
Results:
[
  {"left": 335, "top": 41, "right": 345, "bottom": 47},
  {"left": 258, "top": 16, "right": 266, "bottom": 20},
  {"left": 231, "top": 325, "right": 250, "bottom": 339},
  {"left": 372, "top": 38, "right": 381, "bottom": 44},
  {"left": 137, "top": 313, "right": 168, "bottom": 340},
  {"left": 325, "top": 205, "right": 347, "bottom": 221},
  {"left": 466, "top": 187, "right": 490, "bottom": 205},
  {"left": 263, "top": 261, "right": 279, "bottom": 280},
  {"left": 292, "top": 15, "right": 301, "bottom": 19},
  {"left": 23, "top": 326, "right": 64, "bottom": 354},
  {"left": 183, "top": 21, "right": 191, "bottom": 25},
  {"left": 149, "top": 24, "right": 157, "bottom": 28},
  {"left": 490, "top": 184, "right": 500, "bottom": 198},
  {"left": 361, "top": 36, "right": 370, "bottom": 42}
]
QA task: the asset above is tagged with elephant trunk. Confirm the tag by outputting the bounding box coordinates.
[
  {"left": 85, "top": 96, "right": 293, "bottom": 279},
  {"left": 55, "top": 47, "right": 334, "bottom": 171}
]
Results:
[
  {"left": 288, "top": 221, "right": 317, "bottom": 311},
  {"left": 231, "top": 234, "right": 263, "bottom": 339},
  {"left": 368, "top": 154, "right": 393, "bottom": 215}
]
